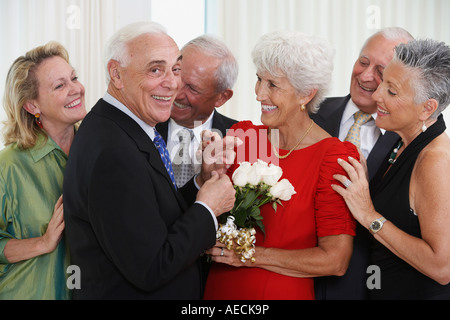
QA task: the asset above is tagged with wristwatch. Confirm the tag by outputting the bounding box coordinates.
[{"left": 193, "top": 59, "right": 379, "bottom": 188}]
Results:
[{"left": 369, "top": 217, "right": 387, "bottom": 234}]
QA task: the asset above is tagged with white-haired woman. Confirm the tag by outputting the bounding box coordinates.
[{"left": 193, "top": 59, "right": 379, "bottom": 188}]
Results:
[
  {"left": 204, "top": 31, "right": 359, "bottom": 300},
  {"left": 333, "top": 39, "right": 450, "bottom": 299}
]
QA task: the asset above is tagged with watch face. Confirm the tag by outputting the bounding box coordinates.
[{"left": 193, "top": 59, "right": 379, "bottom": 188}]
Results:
[{"left": 371, "top": 221, "right": 381, "bottom": 230}]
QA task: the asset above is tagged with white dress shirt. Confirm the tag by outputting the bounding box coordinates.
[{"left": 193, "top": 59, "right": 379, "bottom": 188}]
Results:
[{"left": 167, "top": 111, "right": 215, "bottom": 174}]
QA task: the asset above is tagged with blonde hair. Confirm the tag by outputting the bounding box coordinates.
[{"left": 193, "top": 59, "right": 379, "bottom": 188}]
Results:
[{"left": 2, "top": 41, "right": 70, "bottom": 149}]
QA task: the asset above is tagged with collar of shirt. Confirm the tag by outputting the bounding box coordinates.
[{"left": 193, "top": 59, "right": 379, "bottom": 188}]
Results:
[
  {"left": 341, "top": 99, "right": 386, "bottom": 135},
  {"left": 340, "top": 99, "right": 385, "bottom": 159},
  {"left": 103, "top": 92, "right": 155, "bottom": 140},
  {"left": 168, "top": 111, "right": 215, "bottom": 145},
  {"left": 30, "top": 134, "right": 66, "bottom": 163}
]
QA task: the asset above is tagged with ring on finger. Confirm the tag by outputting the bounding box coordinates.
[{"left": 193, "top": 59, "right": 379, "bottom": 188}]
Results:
[
  {"left": 220, "top": 247, "right": 224, "bottom": 256},
  {"left": 343, "top": 179, "right": 352, "bottom": 188}
]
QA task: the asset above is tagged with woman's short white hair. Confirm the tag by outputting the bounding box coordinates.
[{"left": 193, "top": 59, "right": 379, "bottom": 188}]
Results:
[
  {"left": 251, "top": 30, "right": 335, "bottom": 113},
  {"left": 104, "top": 21, "right": 167, "bottom": 82}
]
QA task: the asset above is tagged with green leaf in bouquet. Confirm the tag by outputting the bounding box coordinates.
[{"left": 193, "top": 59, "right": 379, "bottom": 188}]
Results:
[
  {"left": 272, "top": 201, "right": 277, "bottom": 212},
  {"left": 256, "top": 219, "right": 266, "bottom": 238},
  {"left": 250, "top": 206, "right": 260, "bottom": 217},
  {"left": 240, "top": 189, "right": 259, "bottom": 209},
  {"left": 233, "top": 208, "right": 249, "bottom": 228}
]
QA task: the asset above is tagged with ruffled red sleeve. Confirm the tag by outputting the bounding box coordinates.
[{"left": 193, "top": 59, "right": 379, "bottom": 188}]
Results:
[{"left": 315, "top": 140, "right": 359, "bottom": 238}]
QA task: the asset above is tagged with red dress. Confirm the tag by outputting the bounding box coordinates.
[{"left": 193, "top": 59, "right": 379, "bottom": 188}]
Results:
[{"left": 204, "top": 121, "right": 358, "bottom": 300}]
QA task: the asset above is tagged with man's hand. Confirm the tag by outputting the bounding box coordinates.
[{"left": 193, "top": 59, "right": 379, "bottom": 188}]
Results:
[
  {"left": 196, "top": 171, "right": 236, "bottom": 217},
  {"left": 196, "top": 130, "right": 242, "bottom": 186}
]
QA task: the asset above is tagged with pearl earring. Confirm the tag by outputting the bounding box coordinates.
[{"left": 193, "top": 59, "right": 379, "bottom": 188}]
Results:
[{"left": 422, "top": 121, "right": 427, "bottom": 133}]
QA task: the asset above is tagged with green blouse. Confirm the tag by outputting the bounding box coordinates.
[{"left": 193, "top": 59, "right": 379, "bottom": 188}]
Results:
[{"left": 0, "top": 135, "right": 71, "bottom": 300}]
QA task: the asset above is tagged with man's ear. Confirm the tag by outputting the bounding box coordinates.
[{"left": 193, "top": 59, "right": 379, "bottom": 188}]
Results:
[
  {"left": 108, "top": 60, "right": 124, "bottom": 89},
  {"left": 214, "top": 89, "right": 234, "bottom": 108}
]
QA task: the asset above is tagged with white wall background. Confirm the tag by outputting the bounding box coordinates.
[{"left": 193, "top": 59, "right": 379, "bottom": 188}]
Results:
[
  {"left": 206, "top": 0, "right": 450, "bottom": 126},
  {"left": 0, "top": 0, "right": 449, "bottom": 147}
]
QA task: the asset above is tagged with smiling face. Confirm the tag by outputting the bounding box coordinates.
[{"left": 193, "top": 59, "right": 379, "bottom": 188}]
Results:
[
  {"left": 350, "top": 35, "right": 405, "bottom": 114},
  {"left": 171, "top": 46, "right": 229, "bottom": 128},
  {"left": 110, "top": 33, "right": 182, "bottom": 127},
  {"left": 30, "top": 56, "right": 86, "bottom": 130},
  {"left": 372, "top": 61, "right": 424, "bottom": 136},
  {"left": 255, "top": 71, "right": 304, "bottom": 129}
]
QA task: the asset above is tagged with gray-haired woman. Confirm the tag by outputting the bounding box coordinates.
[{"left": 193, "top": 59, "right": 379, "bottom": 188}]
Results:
[{"left": 333, "top": 39, "right": 450, "bottom": 299}]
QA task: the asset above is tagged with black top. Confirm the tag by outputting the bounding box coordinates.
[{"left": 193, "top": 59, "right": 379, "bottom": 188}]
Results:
[{"left": 369, "top": 115, "right": 450, "bottom": 299}]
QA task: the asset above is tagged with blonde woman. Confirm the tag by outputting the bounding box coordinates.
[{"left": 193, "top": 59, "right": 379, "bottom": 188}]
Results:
[{"left": 0, "top": 42, "right": 86, "bottom": 299}]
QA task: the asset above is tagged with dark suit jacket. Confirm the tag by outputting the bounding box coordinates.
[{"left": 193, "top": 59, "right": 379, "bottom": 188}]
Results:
[
  {"left": 311, "top": 95, "right": 399, "bottom": 300},
  {"left": 155, "top": 110, "right": 238, "bottom": 142},
  {"left": 64, "top": 98, "right": 217, "bottom": 300}
]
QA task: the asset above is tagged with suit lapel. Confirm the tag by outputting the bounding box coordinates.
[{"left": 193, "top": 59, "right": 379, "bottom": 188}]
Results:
[
  {"left": 325, "top": 96, "right": 350, "bottom": 137},
  {"left": 155, "top": 121, "right": 169, "bottom": 142},
  {"left": 211, "top": 111, "right": 227, "bottom": 137},
  {"left": 95, "top": 100, "right": 187, "bottom": 208}
]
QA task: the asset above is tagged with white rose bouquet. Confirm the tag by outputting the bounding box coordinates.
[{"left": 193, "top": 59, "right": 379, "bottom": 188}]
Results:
[{"left": 217, "top": 160, "right": 296, "bottom": 262}]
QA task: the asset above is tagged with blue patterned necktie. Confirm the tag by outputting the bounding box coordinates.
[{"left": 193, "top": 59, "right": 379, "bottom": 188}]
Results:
[{"left": 153, "top": 128, "right": 177, "bottom": 189}]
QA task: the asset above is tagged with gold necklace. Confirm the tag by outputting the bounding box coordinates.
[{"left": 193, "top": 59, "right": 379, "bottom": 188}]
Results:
[{"left": 272, "top": 120, "right": 314, "bottom": 159}]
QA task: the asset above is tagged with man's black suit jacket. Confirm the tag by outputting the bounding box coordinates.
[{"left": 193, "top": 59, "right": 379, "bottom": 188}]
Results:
[
  {"left": 310, "top": 95, "right": 399, "bottom": 300},
  {"left": 64, "top": 98, "right": 217, "bottom": 299}
]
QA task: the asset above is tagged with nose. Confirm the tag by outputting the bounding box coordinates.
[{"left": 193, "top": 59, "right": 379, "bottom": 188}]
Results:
[
  {"left": 69, "top": 81, "right": 83, "bottom": 96},
  {"left": 360, "top": 65, "right": 383, "bottom": 86},
  {"left": 255, "top": 81, "right": 267, "bottom": 102},
  {"left": 359, "top": 66, "right": 377, "bottom": 83},
  {"left": 372, "top": 84, "right": 382, "bottom": 102},
  {"left": 162, "top": 70, "right": 180, "bottom": 91}
]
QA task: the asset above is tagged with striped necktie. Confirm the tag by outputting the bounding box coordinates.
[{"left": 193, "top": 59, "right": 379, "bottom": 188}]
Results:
[
  {"left": 344, "top": 111, "right": 372, "bottom": 148},
  {"left": 153, "top": 128, "right": 177, "bottom": 189}
]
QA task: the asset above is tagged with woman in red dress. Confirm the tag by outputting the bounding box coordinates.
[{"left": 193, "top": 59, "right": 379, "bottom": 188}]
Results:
[{"left": 204, "top": 31, "right": 359, "bottom": 300}]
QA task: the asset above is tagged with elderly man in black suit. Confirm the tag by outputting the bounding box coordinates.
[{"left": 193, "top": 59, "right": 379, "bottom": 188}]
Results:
[
  {"left": 311, "top": 27, "right": 414, "bottom": 300},
  {"left": 63, "top": 22, "right": 237, "bottom": 300},
  {"left": 156, "top": 35, "right": 238, "bottom": 188}
]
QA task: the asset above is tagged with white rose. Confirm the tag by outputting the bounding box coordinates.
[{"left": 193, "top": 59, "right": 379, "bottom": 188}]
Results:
[
  {"left": 261, "top": 163, "right": 283, "bottom": 186},
  {"left": 232, "top": 162, "right": 252, "bottom": 187},
  {"left": 247, "top": 160, "right": 269, "bottom": 186},
  {"left": 269, "top": 179, "right": 296, "bottom": 201}
]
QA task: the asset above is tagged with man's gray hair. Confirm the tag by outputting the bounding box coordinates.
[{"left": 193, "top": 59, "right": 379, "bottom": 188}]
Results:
[
  {"left": 394, "top": 39, "right": 450, "bottom": 118},
  {"left": 182, "top": 35, "right": 238, "bottom": 93},
  {"left": 251, "top": 30, "right": 335, "bottom": 113},
  {"left": 104, "top": 21, "right": 167, "bottom": 82},
  {"left": 360, "top": 27, "right": 414, "bottom": 54}
]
